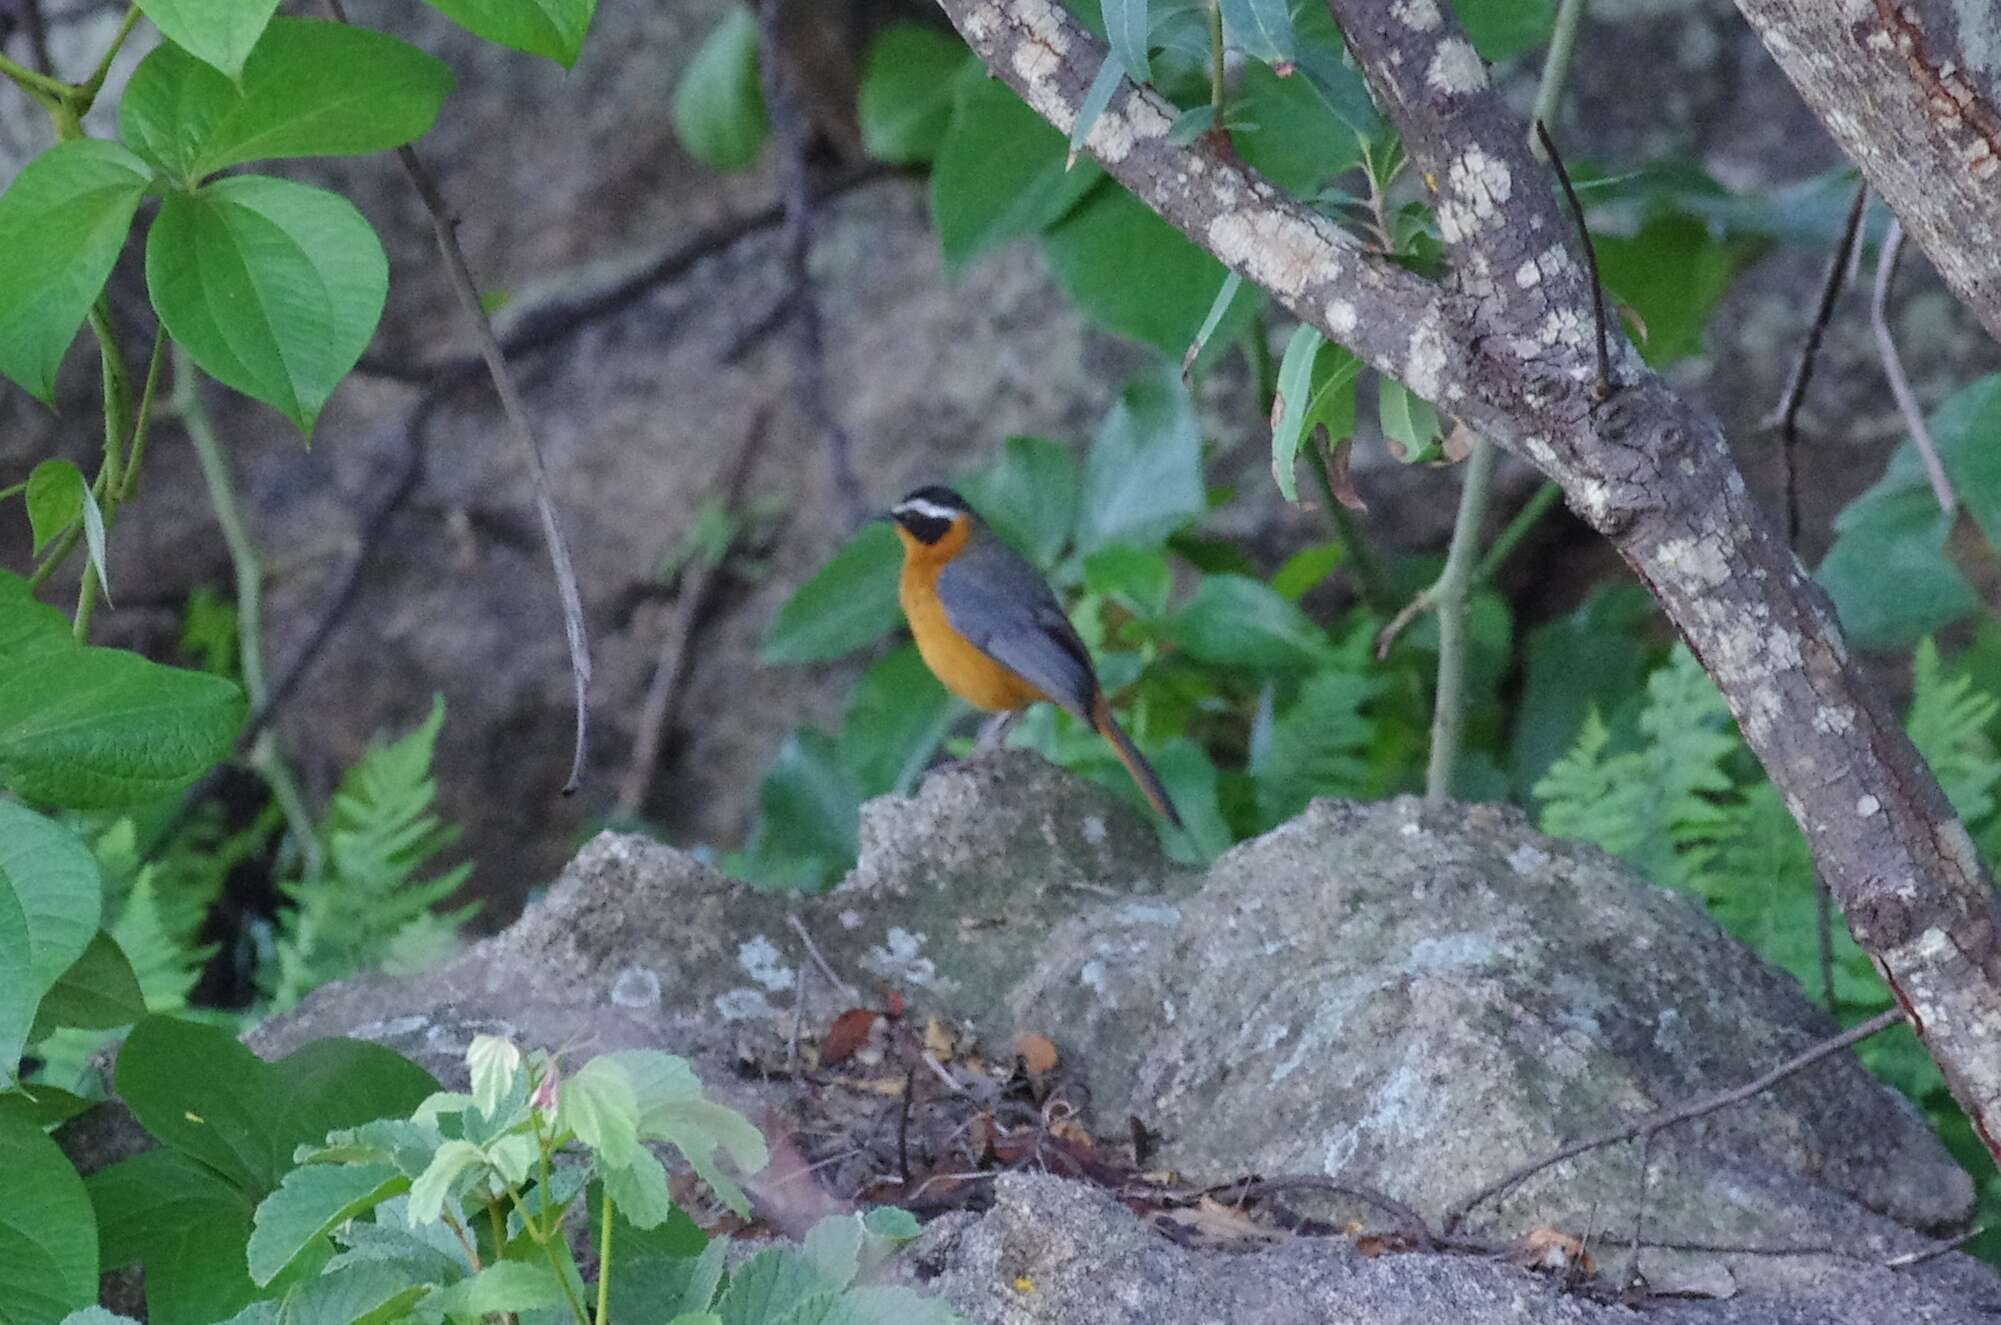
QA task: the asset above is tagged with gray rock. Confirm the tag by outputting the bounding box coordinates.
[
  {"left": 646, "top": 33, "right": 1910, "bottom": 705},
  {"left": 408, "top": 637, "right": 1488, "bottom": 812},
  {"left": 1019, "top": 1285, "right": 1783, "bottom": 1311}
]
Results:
[{"left": 895, "top": 1173, "right": 2001, "bottom": 1325}]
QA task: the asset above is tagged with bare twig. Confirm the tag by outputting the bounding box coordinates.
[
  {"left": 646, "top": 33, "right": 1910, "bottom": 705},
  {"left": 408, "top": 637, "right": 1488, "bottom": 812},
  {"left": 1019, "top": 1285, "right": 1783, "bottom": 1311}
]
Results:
[
  {"left": 615, "top": 404, "right": 774, "bottom": 818},
  {"left": 757, "top": 0, "right": 868, "bottom": 528},
  {"left": 1472, "top": 481, "right": 1561, "bottom": 587},
  {"left": 787, "top": 914, "right": 860, "bottom": 1004},
  {"left": 1202, "top": 1175, "right": 1432, "bottom": 1245},
  {"left": 1442, "top": 1008, "right": 1903, "bottom": 1234},
  {"left": 324, "top": 0, "right": 591, "bottom": 794},
  {"left": 1426, "top": 434, "right": 1496, "bottom": 802},
  {"left": 1534, "top": 120, "right": 1610, "bottom": 400},
  {"left": 1766, "top": 179, "right": 1868, "bottom": 549},
  {"left": 1870, "top": 218, "right": 1957, "bottom": 516},
  {"left": 1884, "top": 1226, "right": 1984, "bottom": 1268},
  {"left": 1527, "top": 0, "right": 1589, "bottom": 157}
]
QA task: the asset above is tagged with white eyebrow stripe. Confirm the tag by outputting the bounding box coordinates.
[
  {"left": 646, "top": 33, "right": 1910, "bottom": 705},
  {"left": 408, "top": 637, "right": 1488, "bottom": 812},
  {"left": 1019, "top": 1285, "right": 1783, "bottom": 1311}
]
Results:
[{"left": 893, "top": 499, "right": 961, "bottom": 522}]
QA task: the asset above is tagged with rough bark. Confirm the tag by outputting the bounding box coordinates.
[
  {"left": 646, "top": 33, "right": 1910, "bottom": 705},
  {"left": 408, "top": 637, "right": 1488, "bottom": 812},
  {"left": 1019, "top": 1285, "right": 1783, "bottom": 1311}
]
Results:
[
  {"left": 930, "top": 0, "right": 2001, "bottom": 1165},
  {"left": 1734, "top": 0, "right": 2001, "bottom": 345}
]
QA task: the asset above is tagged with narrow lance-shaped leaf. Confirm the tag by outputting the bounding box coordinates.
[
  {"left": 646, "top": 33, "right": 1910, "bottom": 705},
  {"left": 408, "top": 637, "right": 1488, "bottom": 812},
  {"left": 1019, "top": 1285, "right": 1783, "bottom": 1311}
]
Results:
[
  {"left": 1269, "top": 325, "right": 1321, "bottom": 501},
  {"left": 1183, "top": 270, "right": 1245, "bottom": 379},
  {"left": 0, "top": 141, "right": 152, "bottom": 407},
  {"left": 1102, "top": 0, "right": 1151, "bottom": 85},
  {"left": 1067, "top": 54, "right": 1125, "bottom": 169},
  {"left": 670, "top": 8, "right": 766, "bottom": 170}
]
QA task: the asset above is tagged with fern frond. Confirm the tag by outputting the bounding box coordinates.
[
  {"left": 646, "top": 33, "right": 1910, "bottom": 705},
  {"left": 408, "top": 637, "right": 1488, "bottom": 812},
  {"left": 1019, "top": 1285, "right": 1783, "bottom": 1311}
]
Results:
[{"left": 1907, "top": 637, "right": 2001, "bottom": 827}]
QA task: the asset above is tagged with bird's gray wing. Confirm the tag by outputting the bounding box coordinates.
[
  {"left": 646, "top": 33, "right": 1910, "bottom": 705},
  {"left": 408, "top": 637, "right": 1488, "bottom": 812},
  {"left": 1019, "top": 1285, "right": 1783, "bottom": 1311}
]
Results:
[{"left": 936, "top": 547, "right": 1098, "bottom": 716}]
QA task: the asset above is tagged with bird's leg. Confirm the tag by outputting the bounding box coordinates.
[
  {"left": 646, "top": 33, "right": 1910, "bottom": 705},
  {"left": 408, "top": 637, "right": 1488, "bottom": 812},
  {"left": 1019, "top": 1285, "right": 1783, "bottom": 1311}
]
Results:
[{"left": 972, "top": 709, "right": 1019, "bottom": 753}]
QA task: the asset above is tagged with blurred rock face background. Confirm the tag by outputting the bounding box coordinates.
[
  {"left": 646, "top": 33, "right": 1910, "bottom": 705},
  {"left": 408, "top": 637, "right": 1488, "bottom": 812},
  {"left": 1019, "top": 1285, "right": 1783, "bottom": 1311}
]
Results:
[{"left": 1, "top": 0, "right": 1993, "bottom": 918}]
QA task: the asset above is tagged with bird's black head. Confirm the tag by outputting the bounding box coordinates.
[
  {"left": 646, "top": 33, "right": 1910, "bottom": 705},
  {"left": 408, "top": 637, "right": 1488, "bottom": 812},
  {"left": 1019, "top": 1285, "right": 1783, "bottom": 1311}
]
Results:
[{"left": 887, "top": 485, "right": 973, "bottom": 545}]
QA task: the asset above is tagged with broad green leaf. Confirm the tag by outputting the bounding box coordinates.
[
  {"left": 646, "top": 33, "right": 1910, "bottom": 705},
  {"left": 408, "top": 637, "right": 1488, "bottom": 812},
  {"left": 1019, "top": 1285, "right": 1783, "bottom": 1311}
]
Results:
[
  {"left": 466, "top": 1033, "right": 521, "bottom": 1119},
  {"left": 59, "top": 1312, "right": 140, "bottom": 1325},
  {"left": 802, "top": 1214, "right": 864, "bottom": 1291},
  {"left": 671, "top": 8, "right": 766, "bottom": 170},
  {"left": 641, "top": 1092, "right": 768, "bottom": 1222},
  {"left": 31, "top": 929, "right": 146, "bottom": 1033},
  {"left": 760, "top": 522, "right": 902, "bottom": 663},
  {"left": 1084, "top": 545, "right": 1172, "bottom": 619},
  {"left": 591, "top": 1191, "right": 709, "bottom": 1320},
  {"left": 1076, "top": 366, "right": 1203, "bottom": 554},
  {"left": 256, "top": 1262, "right": 425, "bottom": 1325},
  {"left": 422, "top": 0, "right": 598, "bottom": 67},
  {"left": 248, "top": 1162, "right": 405, "bottom": 1285},
  {"left": 406, "top": 1139, "right": 484, "bottom": 1226},
  {"left": 119, "top": 20, "right": 454, "bottom": 182},
  {"left": 271, "top": 1038, "right": 441, "bottom": 1162},
  {"left": 0, "top": 581, "right": 244, "bottom": 807},
  {"left": 146, "top": 175, "right": 388, "bottom": 435},
  {"left": 423, "top": 1260, "right": 565, "bottom": 1318},
  {"left": 1377, "top": 377, "right": 1441, "bottom": 463},
  {"left": 87, "top": 1148, "right": 258, "bottom": 1325},
  {"left": 1270, "top": 542, "right": 1342, "bottom": 601},
  {"left": 0, "top": 140, "right": 152, "bottom": 406},
  {"left": 0, "top": 1083, "right": 91, "bottom": 1129},
  {"left": 24, "top": 460, "right": 84, "bottom": 555},
  {"left": 1925, "top": 372, "right": 2001, "bottom": 550},
  {"left": 0, "top": 803, "right": 100, "bottom": 1084},
  {"left": 839, "top": 645, "right": 954, "bottom": 798},
  {"left": 133, "top": 0, "right": 279, "bottom": 78},
  {"left": 558, "top": 1057, "right": 642, "bottom": 1166},
  {"left": 600, "top": 1145, "right": 676, "bottom": 1229},
  {"left": 1151, "top": 736, "right": 1230, "bottom": 863},
  {"left": 1289, "top": 3, "right": 1380, "bottom": 138},
  {"left": 1456, "top": 0, "right": 1555, "bottom": 62},
  {"left": 959, "top": 434, "right": 1081, "bottom": 568},
  {"left": 0, "top": 1114, "right": 96, "bottom": 1325},
  {"left": 931, "top": 72, "right": 1102, "bottom": 268},
  {"left": 716, "top": 1248, "right": 834, "bottom": 1325},
  {"left": 731, "top": 732, "right": 863, "bottom": 889},
  {"left": 1042, "top": 184, "right": 1256, "bottom": 354},
  {"left": 1819, "top": 452, "right": 1977, "bottom": 650},
  {"left": 1103, "top": 0, "right": 1150, "bottom": 85},
  {"left": 1231, "top": 63, "right": 1363, "bottom": 194},
  {"left": 1163, "top": 574, "right": 1334, "bottom": 673},
  {"left": 1595, "top": 211, "right": 1764, "bottom": 367},
  {"left": 858, "top": 24, "right": 967, "bottom": 165},
  {"left": 1219, "top": 0, "right": 1293, "bottom": 69}
]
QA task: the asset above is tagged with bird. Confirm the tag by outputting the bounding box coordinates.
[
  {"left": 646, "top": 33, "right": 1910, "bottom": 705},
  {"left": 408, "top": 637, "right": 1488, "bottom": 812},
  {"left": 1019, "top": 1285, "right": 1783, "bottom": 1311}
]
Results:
[{"left": 885, "top": 485, "right": 1183, "bottom": 828}]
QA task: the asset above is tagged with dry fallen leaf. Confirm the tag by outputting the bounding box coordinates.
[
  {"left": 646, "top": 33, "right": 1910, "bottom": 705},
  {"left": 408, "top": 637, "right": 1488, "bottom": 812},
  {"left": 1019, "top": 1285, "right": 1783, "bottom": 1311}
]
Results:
[
  {"left": 924, "top": 1015, "right": 958, "bottom": 1060},
  {"left": 1321, "top": 433, "right": 1368, "bottom": 511},
  {"left": 1518, "top": 1226, "right": 1594, "bottom": 1274},
  {"left": 820, "top": 1008, "right": 880, "bottom": 1065},
  {"left": 1157, "top": 1197, "right": 1283, "bottom": 1247},
  {"left": 1013, "top": 1032, "right": 1059, "bottom": 1077}
]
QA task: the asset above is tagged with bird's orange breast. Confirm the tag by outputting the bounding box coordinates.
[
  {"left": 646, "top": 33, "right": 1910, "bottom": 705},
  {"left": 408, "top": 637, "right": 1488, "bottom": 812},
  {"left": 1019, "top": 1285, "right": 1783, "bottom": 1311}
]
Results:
[{"left": 896, "top": 525, "right": 1045, "bottom": 712}]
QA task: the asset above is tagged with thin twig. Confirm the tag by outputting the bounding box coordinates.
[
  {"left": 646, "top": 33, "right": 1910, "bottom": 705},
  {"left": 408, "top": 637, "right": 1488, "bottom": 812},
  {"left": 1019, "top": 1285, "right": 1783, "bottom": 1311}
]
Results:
[
  {"left": 1426, "top": 434, "right": 1497, "bottom": 802},
  {"left": 1527, "top": 0, "right": 1589, "bottom": 157},
  {"left": 786, "top": 914, "right": 860, "bottom": 1003},
  {"left": 616, "top": 403, "right": 774, "bottom": 818},
  {"left": 1533, "top": 120, "right": 1610, "bottom": 400},
  {"left": 324, "top": 0, "right": 591, "bottom": 794},
  {"left": 1472, "top": 480, "right": 1561, "bottom": 587},
  {"left": 1884, "top": 1226, "right": 1984, "bottom": 1268},
  {"left": 1870, "top": 218, "right": 1957, "bottom": 516},
  {"left": 1622, "top": 1128, "right": 1654, "bottom": 1292},
  {"left": 756, "top": 0, "right": 868, "bottom": 527},
  {"left": 1442, "top": 1007, "right": 1904, "bottom": 1235},
  {"left": 1202, "top": 1175, "right": 1432, "bottom": 1244},
  {"left": 1766, "top": 179, "right": 1868, "bottom": 549}
]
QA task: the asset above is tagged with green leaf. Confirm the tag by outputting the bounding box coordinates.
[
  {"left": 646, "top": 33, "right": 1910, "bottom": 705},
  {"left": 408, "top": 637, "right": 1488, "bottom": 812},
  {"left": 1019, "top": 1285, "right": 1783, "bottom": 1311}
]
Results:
[
  {"left": 258, "top": 1262, "right": 425, "bottom": 1325},
  {"left": 1076, "top": 365, "right": 1204, "bottom": 554},
  {"left": 1377, "top": 377, "right": 1441, "bottom": 463},
  {"left": 839, "top": 645, "right": 954, "bottom": 798},
  {"left": 77, "top": 481, "right": 111, "bottom": 608},
  {"left": 119, "top": 19, "right": 454, "bottom": 182},
  {"left": 248, "top": 1162, "right": 405, "bottom": 1285},
  {"left": 858, "top": 24, "right": 967, "bottom": 165},
  {"left": 32, "top": 929, "right": 146, "bottom": 1033},
  {"left": 1219, "top": 0, "right": 1293, "bottom": 69},
  {"left": 421, "top": 0, "right": 598, "bottom": 67},
  {"left": 716, "top": 1248, "right": 834, "bottom": 1325},
  {"left": 629, "top": 1060, "right": 768, "bottom": 1219},
  {"left": 424, "top": 1260, "right": 565, "bottom": 1319},
  {"left": 1151, "top": 737, "right": 1230, "bottom": 862},
  {"left": 1182, "top": 269, "right": 1246, "bottom": 374},
  {"left": 87, "top": 1148, "right": 258, "bottom": 1325},
  {"left": 466, "top": 1033, "right": 521, "bottom": 1120},
  {"left": 1251, "top": 669, "right": 1380, "bottom": 824},
  {"left": 25, "top": 460, "right": 85, "bottom": 556},
  {"left": 0, "top": 1083, "right": 91, "bottom": 1129},
  {"left": 133, "top": 0, "right": 279, "bottom": 78},
  {"left": 811, "top": 1286, "right": 959, "bottom": 1325},
  {"left": 0, "top": 1114, "right": 96, "bottom": 1325},
  {"left": 406, "top": 1139, "right": 485, "bottom": 1226},
  {"left": 1596, "top": 211, "right": 1764, "bottom": 367},
  {"left": 1456, "top": 0, "right": 1554, "bottom": 62},
  {"left": 0, "top": 803, "right": 100, "bottom": 1084},
  {"left": 1925, "top": 372, "right": 2001, "bottom": 550},
  {"left": 1067, "top": 54, "right": 1126, "bottom": 169},
  {"left": 802, "top": 1214, "right": 864, "bottom": 1291},
  {"left": 59, "top": 1311, "right": 141, "bottom": 1325},
  {"left": 0, "top": 576, "right": 245, "bottom": 806},
  {"left": 958, "top": 434, "right": 1081, "bottom": 568},
  {"left": 147, "top": 175, "right": 387, "bottom": 435},
  {"left": 1163, "top": 574, "right": 1334, "bottom": 673},
  {"left": 558, "top": 1057, "right": 642, "bottom": 1167},
  {"left": 1083, "top": 545, "right": 1172, "bottom": 619},
  {"left": 1270, "top": 325, "right": 1318, "bottom": 500},
  {"left": 591, "top": 1192, "right": 710, "bottom": 1320},
  {"left": 1270, "top": 542, "right": 1342, "bottom": 601},
  {"left": 760, "top": 522, "right": 902, "bottom": 663},
  {"left": 733, "top": 729, "right": 862, "bottom": 889},
  {"left": 0, "top": 140, "right": 152, "bottom": 406},
  {"left": 1231, "top": 62, "right": 1362, "bottom": 194},
  {"left": 931, "top": 72, "right": 1102, "bottom": 269},
  {"left": 671, "top": 8, "right": 766, "bottom": 170},
  {"left": 1042, "top": 184, "right": 1256, "bottom": 354},
  {"left": 1507, "top": 584, "right": 1658, "bottom": 798},
  {"left": 1818, "top": 451, "right": 1976, "bottom": 651},
  {"left": 1103, "top": 0, "right": 1150, "bottom": 85},
  {"left": 600, "top": 1145, "right": 675, "bottom": 1229}
]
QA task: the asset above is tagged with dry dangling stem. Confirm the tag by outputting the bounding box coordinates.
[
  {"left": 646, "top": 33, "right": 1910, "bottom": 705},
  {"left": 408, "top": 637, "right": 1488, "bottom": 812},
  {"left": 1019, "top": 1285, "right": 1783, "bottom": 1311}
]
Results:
[{"left": 931, "top": 0, "right": 2001, "bottom": 1167}]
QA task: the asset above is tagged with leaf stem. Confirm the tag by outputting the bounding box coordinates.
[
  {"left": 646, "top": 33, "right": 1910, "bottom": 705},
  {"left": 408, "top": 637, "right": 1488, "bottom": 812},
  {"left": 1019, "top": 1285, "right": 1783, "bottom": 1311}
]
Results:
[
  {"left": 1527, "top": 0, "right": 1589, "bottom": 157},
  {"left": 74, "top": 5, "right": 142, "bottom": 111},
  {"left": 1425, "top": 434, "right": 1496, "bottom": 803},
  {"left": 594, "top": 1185, "right": 613, "bottom": 1325},
  {"left": 1471, "top": 480, "right": 1560, "bottom": 586},
  {"left": 74, "top": 301, "right": 133, "bottom": 641},
  {"left": 119, "top": 323, "right": 167, "bottom": 504},
  {"left": 0, "top": 49, "right": 68, "bottom": 103},
  {"left": 1207, "top": 0, "right": 1226, "bottom": 114}
]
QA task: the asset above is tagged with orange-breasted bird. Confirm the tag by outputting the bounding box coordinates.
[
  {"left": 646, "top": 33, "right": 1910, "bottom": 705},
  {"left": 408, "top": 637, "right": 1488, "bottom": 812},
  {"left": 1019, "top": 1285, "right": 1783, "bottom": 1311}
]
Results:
[{"left": 886, "top": 485, "right": 1183, "bottom": 828}]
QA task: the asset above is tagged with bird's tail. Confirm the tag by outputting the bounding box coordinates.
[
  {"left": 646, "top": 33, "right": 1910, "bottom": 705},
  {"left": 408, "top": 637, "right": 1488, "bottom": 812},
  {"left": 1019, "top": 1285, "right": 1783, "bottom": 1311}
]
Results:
[{"left": 1091, "top": 695, "right": 1184, "bottom": 830}]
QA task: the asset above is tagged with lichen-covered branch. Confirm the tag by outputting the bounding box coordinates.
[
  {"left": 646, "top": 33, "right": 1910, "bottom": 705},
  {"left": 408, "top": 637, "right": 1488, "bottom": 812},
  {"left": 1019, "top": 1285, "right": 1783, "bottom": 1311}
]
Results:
[
  {"left": 1733, "top": 0, "right": 2001, "bottom": 344},
  {"left": 932, "top": 0, "right": 2001, "bottom": 1166}
]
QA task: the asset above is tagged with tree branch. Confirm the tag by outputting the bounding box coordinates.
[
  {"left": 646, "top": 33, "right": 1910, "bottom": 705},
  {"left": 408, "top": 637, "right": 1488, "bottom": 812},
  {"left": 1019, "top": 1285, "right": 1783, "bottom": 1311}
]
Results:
[{"left": 934, "top": 0, "right": 2001, "bottom": 1167}]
